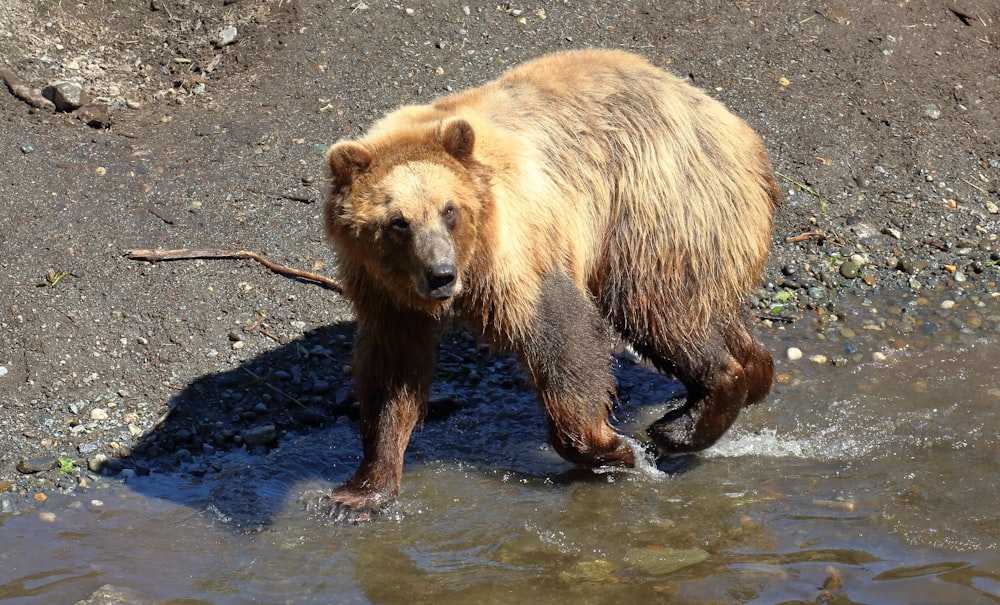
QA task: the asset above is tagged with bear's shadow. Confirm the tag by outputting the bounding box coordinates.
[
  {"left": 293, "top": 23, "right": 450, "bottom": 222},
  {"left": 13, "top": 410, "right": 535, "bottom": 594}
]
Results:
[{"left": 124, "top": 320, "right": 688, "bottom": 531}]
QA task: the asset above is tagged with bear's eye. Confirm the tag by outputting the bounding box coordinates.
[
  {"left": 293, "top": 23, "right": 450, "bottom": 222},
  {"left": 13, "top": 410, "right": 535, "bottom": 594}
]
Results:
[
  {"left": 442, "top": 202, "right": 457, "bottom": 229},
  {"left": 389, "top": 216, "right": 410, "bottom": 233}
]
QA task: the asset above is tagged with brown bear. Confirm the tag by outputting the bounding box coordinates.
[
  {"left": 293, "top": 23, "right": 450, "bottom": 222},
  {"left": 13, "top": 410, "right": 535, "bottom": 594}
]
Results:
[{"left": 323, "top": 49, "right": 779, "bottom": 522}]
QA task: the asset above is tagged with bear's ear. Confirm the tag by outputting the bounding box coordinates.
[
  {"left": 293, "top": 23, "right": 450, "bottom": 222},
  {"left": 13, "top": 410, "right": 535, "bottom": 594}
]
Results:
[
  {"left": 327, "top": 141, "right": 373, "bottom": 190},
  {"left": 438, "top": 118, "right": 475, "bottom": 162}
]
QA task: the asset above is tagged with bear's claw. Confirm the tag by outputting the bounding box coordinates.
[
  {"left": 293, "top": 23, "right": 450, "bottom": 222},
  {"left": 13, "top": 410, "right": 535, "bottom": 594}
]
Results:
[
  {"left": 328, "top": 501, "right": 376, "bottom": 524},
  {"left": 322, "top": 486, "right": 393, "bottom": 524}
]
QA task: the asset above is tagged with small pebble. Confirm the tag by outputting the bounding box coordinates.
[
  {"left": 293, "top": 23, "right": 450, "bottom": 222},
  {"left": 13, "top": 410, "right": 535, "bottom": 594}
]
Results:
[
  {"left": 940, "top": 300, "right": 955, "bottom": 310},
  {"left": 195, "top": 124, "right": 222, "bottom": 136},
  {"left": 217, "top": 26, "right": 238, "bottom": 47},
  {"left": 786, "top": 347, "right": 803, "bottom": 361},
  {"left": 809, "top": 354, "right": 829, "bottom": 365},
  {"left": 38, "top": 511, "right": 57, "bottom": 522},
  {"left": 88, "top": 454, "right": 108, "bottom": 473},
  {"left": 90, "top": 408, "right": 109, "bottom": 421}
]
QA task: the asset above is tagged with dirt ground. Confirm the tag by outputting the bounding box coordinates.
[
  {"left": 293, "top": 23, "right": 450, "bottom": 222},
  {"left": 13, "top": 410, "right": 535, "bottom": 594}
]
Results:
[{"left": 0, "top": 1, "right": 998, "bottom": 499}]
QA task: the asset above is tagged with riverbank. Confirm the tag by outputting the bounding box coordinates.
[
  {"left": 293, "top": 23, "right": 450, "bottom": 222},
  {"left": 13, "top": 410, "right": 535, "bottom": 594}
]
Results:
[{"left": 1, "top": 0, "right": 998, "bottom": 509}]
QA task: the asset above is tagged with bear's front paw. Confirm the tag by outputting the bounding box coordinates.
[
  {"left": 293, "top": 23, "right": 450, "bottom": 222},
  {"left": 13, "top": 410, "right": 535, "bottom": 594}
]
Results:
[{"left": 323, "top": 486, "right": 393, "bottom": 524}]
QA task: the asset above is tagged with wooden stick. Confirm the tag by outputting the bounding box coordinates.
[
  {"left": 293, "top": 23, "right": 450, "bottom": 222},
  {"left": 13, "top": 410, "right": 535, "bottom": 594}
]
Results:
[
  {"left": 785, "top": 229, "right": 828, "bottom": 243},
  {"left": 0, "top": 67, "right": 55, "bottom": 111},
  {"left": 125, "top": 247, "right": 345, "bottom": 293}
]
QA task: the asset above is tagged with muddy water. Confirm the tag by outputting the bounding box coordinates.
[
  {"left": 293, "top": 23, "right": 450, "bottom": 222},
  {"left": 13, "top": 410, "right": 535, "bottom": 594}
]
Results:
[{"left": 2, "top": 336, "right": 999, "bottom": 604}]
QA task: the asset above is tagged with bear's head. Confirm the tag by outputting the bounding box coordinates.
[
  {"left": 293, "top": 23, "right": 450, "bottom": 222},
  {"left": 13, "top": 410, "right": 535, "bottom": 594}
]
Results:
[{"left": 325, "top": 118, "right": 487, "bottom": 316}]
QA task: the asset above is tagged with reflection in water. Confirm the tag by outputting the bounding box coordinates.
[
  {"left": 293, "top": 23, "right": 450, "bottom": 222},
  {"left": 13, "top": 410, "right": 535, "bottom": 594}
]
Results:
[{"left": 0, "top": 338, "right": 998, "bottom": 604}]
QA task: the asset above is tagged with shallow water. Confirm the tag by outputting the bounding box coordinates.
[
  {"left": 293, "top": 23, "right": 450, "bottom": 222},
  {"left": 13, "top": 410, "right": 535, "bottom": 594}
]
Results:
[{"left": 1, "top": 335, "right": 998, "bottom": 604}]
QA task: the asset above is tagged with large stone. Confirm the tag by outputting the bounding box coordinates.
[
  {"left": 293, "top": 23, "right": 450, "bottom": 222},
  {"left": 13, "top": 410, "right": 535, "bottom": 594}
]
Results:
[
  {"left": 43, "top": 80, "right": 89, "bottom": 111},
  {"left": 625, "top": 546, "right": 710, "bottom": 576},
  {"left": 16, "top": 456, "right": 57, "bottom": 474}
]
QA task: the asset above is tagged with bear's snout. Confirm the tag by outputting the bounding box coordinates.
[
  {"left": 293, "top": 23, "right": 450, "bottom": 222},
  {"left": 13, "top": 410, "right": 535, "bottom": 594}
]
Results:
[
  {"left": 413, "top": 229, "right": 461, "bottom": 301},
  {"left": 426, "top": 263, "right": 458, "bottom": 300}
]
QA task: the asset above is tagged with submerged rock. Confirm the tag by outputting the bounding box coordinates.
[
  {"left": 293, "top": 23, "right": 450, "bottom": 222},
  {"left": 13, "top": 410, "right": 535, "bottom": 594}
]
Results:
[
  {"left": 625, "top": 546, "right": 710, "bottom": 576},
  {"left": 75, "top": 584, "right": 151, "bottom": 605}
]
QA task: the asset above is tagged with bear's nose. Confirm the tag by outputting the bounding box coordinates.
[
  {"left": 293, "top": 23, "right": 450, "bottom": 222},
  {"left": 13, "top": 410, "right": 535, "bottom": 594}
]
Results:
[{"left": 427, "top": 263, "right": 457, "bottom": 295}]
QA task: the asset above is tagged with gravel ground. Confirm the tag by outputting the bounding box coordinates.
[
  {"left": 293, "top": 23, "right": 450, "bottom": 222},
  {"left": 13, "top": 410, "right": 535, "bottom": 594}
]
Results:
[{"left": 0, "top": 0, "right": 998, "bottom": 509}]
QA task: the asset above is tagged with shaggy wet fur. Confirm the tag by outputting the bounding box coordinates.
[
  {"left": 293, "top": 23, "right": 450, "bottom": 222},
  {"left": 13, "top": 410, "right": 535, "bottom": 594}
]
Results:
[{"left": 324, "top": 49, "right": 780, "bottom": 522}]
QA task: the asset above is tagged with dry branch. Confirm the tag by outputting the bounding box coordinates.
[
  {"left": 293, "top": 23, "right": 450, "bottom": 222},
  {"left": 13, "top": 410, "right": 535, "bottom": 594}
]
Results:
[
  {"left": 125, "top": 247, "right": 344, "bottom": 293},
  {"left": 0, "top": 67, "right": 55, "bottom": 111},
  {"left": 785, "top": 229, "right": 828, "bottom": 243}
]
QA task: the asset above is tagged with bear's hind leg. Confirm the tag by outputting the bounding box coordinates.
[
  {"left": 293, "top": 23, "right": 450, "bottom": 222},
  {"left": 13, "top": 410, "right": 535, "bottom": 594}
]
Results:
[
  {"left": 642, "top": 328, "right": 752, "bottom": 455},
  {"left": 522, "top": 271, "right": 635, "bottom": 469},
  {"left": 724, "top": 316, "right": 774, "bottom": 407}
]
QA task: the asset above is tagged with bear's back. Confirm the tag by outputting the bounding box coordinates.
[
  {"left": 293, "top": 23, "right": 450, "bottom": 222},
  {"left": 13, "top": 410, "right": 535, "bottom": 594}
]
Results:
[{"left": 458, "top": 51, "right": 778, "bottom": 326}]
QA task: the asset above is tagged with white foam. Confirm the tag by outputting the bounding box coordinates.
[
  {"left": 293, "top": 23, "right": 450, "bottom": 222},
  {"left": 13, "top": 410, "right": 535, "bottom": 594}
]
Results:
[
  {"left": 705, "top": 425, "right": 881, "bottom": 461},
  {"left": 591, "top": 436, "right": 669, "bottom": 481}
]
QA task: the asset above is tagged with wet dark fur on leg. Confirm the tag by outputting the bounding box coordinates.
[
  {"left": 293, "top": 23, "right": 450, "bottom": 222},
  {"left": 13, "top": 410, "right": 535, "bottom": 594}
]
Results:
[
  {"left": 522, "top": 271, "right": 634, "bottom": 468},
  {"left": 642, "top": 314, "right": 773, "bottom": 455}
]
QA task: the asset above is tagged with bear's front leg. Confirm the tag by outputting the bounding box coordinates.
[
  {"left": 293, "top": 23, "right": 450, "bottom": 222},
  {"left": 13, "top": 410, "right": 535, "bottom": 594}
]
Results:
[
  {"left": 521, "top": 271, "right": 636, "bottom": 469},
  {"left": 328, "top": 314, "right": 437, "bottom": 523}
]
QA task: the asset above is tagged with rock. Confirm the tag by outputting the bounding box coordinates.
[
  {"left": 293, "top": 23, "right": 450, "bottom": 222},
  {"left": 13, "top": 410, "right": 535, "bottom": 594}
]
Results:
[
  {"left": 88, "top": 454, "right": 108, "bottom": 472},
  {"left": 882, "top": 226, "right": 902, "bottom": 239},
  {"left": 42, "top": 80, "right": 88, "bottom": 112},
  {"left": 808, "top": 286, "right": 827, "bottom": 300},
  {"left": 558, "top": 559, "right": 616, "bottom": 584},
  {"left": 0, "top": 365, "right": 7, "bottom": 379},
  {"left": 78, "top": 104, "right": 111, "bottom": 129},
  {"left": 243, "top": 424, "right": 278, "bottom": 447},
  {"left": 625, "top": 546, "right": 709, "bottom": 576},
  {"left": 195, "top": 124, "right": 222, "bottom": 136},
  {"left": 75, "top": 584, "right": 151, "bottom": 605},
  {"left": 839, "top": 261, "right": 859, "bottom": 279},
  {"left": 291, "top": 407, "right": 327, "bottom": 426},
  {"left": 17, "top": 456, "right": 57, "bottom": 474},
  {"left": 786, "top": 347, "right": 803, "bottom": 361},
  {"left": 217, "top": 26, "right": 238, "bottom": 47},
  {"left": 90, "top": 408, "right": 109, "bottom": 421}
]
